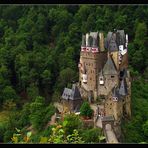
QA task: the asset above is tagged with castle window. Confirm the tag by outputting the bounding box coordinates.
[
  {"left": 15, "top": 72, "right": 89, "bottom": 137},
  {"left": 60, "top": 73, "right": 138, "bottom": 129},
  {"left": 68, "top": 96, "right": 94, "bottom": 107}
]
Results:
[
  {"left": 113, "top": 97, "right": 118, "bottom": 101},
  {"left": 99, "top": 76, "right": 104, "bottom": 85},
  {"left": 110, "top": 103, "right": 112, "bottom": 105},
  {"left": 111, "top": 75, "right": 114, "bottom": 78},
  {"left": 110, "top": 108, "right": 111, "bottom": 110}
]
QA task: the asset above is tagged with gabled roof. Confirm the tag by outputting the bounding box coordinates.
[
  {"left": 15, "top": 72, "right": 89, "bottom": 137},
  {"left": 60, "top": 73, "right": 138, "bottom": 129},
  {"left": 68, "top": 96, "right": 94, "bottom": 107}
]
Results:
[
  {"left": 112, "top": 87, "right": 120, "bottom": 99},
  {"left": 102, "top": 56, "right": 117, "bottom": 75},
  {"left": 62, "top": 88, "right": 72, "bottom": 100},
  {"left": 119, "top": 79, "right": 128, "bottom": 96},
  {"left": 62, "top": 84, "right": 81, "bottom": 100},
  {"left": 105, "top": 30, "right": 126, "bottom": 52},
  {"left": 106, "top": 32, "right": 118, "bottom": 52},
  {"left": 116, "top": 30, "right": 125, "bottom": 46},
  {"left": 70, "top": 84, "right": 81, "bottom": 100}
]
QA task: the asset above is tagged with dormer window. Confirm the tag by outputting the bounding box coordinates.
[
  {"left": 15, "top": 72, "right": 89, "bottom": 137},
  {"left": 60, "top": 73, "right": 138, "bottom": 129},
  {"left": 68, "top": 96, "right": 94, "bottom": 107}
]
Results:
[
  {"left": 113, "top": 97, "right": 118, "bottom": 101},
  {"left": 99, "top": 76, "right": 104, "bottom": 85}
]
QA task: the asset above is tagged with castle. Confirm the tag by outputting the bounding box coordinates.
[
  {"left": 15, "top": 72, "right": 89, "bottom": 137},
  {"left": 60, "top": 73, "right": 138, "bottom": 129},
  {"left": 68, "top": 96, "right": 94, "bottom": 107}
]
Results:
[
  {"left": 78, "top": 29, "right": 131, "bottom": 123},
  {"left": 61, "top": 29, "right": 131, "bottom": 127}
]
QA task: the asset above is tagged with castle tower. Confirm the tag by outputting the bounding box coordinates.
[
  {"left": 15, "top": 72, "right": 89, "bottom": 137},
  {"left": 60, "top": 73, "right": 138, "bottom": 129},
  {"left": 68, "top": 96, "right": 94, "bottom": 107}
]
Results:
[
  {"left": 98, "top": 55, "right": 118, "bottom": 96},
  {"left": 79, "top": 32, "right": 107, "bottom": 101},
  {"left": 105, "top": 30, "right": 128, "bottom": 71}
]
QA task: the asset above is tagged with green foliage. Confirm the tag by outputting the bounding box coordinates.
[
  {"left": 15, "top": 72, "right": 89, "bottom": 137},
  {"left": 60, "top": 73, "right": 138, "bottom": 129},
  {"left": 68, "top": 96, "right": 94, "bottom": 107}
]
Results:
[
  {"left": 1, "top": 86, "right": 18, "bottom": 105},
  {"left": 11, "top": 128, "right": 32, "bottom": 143},
  {"left": 3, "top": 111, "right": 21, "bottom": 143},
  {"left": 80, "top": 128, "right": 105, "bottom": 143},
  {"left": 48, "top": 125, "right": 84, "bottom": 144},
  {"left": 66, "top": 129, "right": 84, "bottom": 144},
  {"left": 29, "top": 96, "right": 46, "bottom": 131},
  {"left": 10, "top": 125, "right": 84, "bottom": 144},
  {"left": 48, "top": 125, "right": 65, "bottom": 144},
  {"left": 42, "top": 104, "right": 56, "bottom": 127},
  {"left": 143, "top": 120, "right": 148, "bottom": 137},
  {"left": 27, "top": 83, "right": 39, "bottom": 100},
  {"left": 0, "top": 111, "right": 9, "bottom": 142},
  {"left": 18, "top": 103, "right": 31, "bottom": 127},
  {"left": 122, "top": 78, "right": 148, "bottom": 143},
  {"left": 80, "top": 101, "right": 93, "bottom": 118},
  {"left": 2, "top": 99, "right": 16, "bottom": 111},
  {"left": 62, "top": 113, "right": 83, "bottom": 135},
  {"left": 0, "top": 5, "right": 147, "bottom": 143}
]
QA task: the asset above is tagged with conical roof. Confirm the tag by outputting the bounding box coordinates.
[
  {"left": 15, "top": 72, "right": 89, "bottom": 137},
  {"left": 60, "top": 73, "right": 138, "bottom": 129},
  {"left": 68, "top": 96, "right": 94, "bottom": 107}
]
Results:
[
  {"left": 102, "top": 56, "right": 117, "bottom": 75},
  {"left": 119, "top": 79, "right": 128, "bottom": 96},
  {"left": 112, "top": 87, "right": 120, "bottom": 99}
]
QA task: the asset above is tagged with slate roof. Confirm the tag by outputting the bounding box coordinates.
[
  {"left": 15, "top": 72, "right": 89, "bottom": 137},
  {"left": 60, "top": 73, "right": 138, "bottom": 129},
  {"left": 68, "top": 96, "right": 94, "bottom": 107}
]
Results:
[
  {"left": 87, "top": 35, "right": 93, "bottom": 47},
  {"left": 70, "top": 84, "right": 81, "bottom": 100},
  {"left": 62, "top": 84, "right": 81, "bottom": 100},
  {"left": 117, "top": 30, "right": 125, "bottom": 45},
  {"left": 105, "top": 30, "right": 126, "bottom": 52},
  {"left": 112, "top": 87, "right": 120, "bottom": 99},
  {"left": 62, "top": 88, "right": 72, "bottom": 100},
  {"left": 102, "top": 56, "right": 117, "bottom": 75},
  {"left": 92, "top": 36, "right": 98, "bottom": 48},
  {"left": 119, "top": 79, "right": 128, "bottom": 96},
  {"left": 90, "top": 32, "right": 99, "bottom": 48},
  {"left": 123, "top": 69, "right": 128, "bottom": 78}
]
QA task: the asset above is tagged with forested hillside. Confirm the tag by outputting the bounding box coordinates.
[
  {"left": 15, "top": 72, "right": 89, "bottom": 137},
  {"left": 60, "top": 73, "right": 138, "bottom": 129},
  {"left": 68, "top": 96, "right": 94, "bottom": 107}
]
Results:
[{"left": 0, "top": 5, "right": 148, "bottom": 143}]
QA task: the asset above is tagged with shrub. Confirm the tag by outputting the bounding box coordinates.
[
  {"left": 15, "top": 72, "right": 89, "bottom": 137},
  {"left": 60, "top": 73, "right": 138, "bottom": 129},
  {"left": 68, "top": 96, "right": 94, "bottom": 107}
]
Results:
[
  {"left": 63, "top": 113, "right": 83, "bottom": 135},
  {"left": 80, "top": 128, "right": 105, "bottom": 143},
  {"left": 80, "top": 102, "right": 93, "bottom": 118}
]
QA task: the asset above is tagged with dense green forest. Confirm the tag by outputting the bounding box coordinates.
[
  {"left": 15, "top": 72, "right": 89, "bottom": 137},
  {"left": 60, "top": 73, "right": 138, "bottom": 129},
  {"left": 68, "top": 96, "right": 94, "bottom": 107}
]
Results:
[{"left": 0, "top": 5, "right": 148, "bottom": 143}]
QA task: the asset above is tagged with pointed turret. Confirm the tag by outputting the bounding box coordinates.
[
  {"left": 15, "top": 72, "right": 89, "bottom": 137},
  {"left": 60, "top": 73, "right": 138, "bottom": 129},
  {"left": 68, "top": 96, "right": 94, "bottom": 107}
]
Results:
[
  {"left": 119, "top": 79, "right": 128, "bottom": 96},
  {"left": 112, "top": 87, "right": 120, "bottom": 101},
  {"left": 102, "top": 55, "right": 117, "bottom": 75}
]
